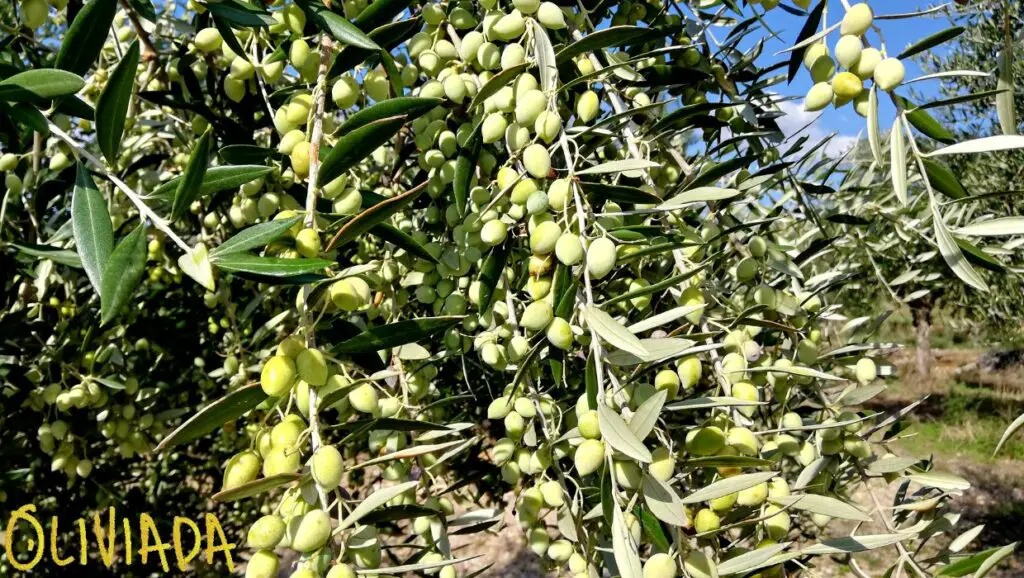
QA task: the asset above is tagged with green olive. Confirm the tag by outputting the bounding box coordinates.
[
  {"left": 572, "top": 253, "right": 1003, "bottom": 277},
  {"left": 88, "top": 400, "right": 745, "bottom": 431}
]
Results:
[{"left": 261, "top": 356, "right": 297, "bottom": 396}]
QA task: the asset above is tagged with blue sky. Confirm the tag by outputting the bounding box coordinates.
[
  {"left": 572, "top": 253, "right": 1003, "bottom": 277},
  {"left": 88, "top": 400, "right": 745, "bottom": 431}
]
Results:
[{"left": 753, "top": 2, "right": 958, "bottom": 153}]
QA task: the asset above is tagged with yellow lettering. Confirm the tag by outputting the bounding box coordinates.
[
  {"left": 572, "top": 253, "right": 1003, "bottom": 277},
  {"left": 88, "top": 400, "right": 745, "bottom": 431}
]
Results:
[
  {"left": 204, "top": 513, "right": 235, "bottom": 572},
  {"left": 5, "top": 504, "right": 45, "bottom": 570},
  {"left": 123, "top": 516, "right": 132, "bottom": 565},
  {"left": 173, "top": 517, "right": 202, "bottom": 571},
  {"left": 49, "top": 516, "right": 74, "bottom": 566},
  {"left": 93, "top": 507, "right": 117, "bottom": 567},
  {"left": 138, "top": 513, "right": 170, "bottom": 572},
  {"left": 77, "top": 518, "right": 87, "bottom": 565}
]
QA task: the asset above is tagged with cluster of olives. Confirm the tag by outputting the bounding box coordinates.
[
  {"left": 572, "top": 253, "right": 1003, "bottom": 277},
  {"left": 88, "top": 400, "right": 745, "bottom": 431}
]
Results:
[{"left": 802, "top": 3, "right": 906, "bottom": 114}]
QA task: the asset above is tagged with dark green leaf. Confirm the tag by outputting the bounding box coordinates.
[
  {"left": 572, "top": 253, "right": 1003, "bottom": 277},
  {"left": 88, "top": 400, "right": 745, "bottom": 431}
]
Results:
[
  {"left": 319, "top": 116, "right": 408, "bottom": 185},
  {"left": 556, "top": 26, "right": 662, "bottom": 65},
  {"left": 638, "top": 507, "right": 671, "bottom": 553},
  {"left": 359, "top": 505, "right": 438, "bottom": 525},
  {"left": 339, "top": 97, "right": 440, "bottom": 133},
  {"left": 214, "top": 254, "right": 334, "bottom": 277},
  {"left": 55, "top": 0, "right": 119, "bottom": 76},
  {"left": 917, "top": 89, "right": 1007, "bottom": 111},
  {"left": 369, "top": 223, "right": 439, "bottom": 263},
  {"left": 956, "top": 238, "right": 1005, "bottom": 273},
  {"left": 152, "top": 164, "right": 273, "bottom": 201},
  {"left": 581, "top": 181, "right": 661, "bottom": 204},
  {"left": 71, "top": 164, "right": 114, "bottom": 292},
  {"left": 454, "top": 120, "right": 482, "bottom": 217},
  {"left": 212, "top": 474, "right": 301, "bottom": 502},
  {"left": 476, "top": 244, "right": 510, "bottom": 311},
  {"left": 337, "top": 418, "right": 450, "bottom": 433},
  {"left": 95, "top": 40, "right": 140, "bottom": 166},
  {"left": 354, "top": 0, "right": 414, "bottom": 30},
  {"left": 295, "top": 0, "right": 380, "bottom": 50},
  {"left": 99, "top": 224, "right": 147, "bottom": 325},
  {"left": 155, "top": 384, "right": 268, "bottom": 452},
  {"left": 329, "top": 18, "right": 421, "bottom": 78},
  {"left": 898, "top": 26, "right": 964, "bottom": 60},
  {"left": 170, "top": 127, "right": 213, "bottom": 218},
  {"left": 0, "top": 69, "right": 86, "bottom": 102},
  {"left": 788, "top": 0, "right": 826, "bottom": 84},
  {"left": 332, "top": 317, "right": 463, "bottom": 355},
  {"left": 213, "top": 16, "right": 249, "bottom": 62},
  {"left": 921, "top": 158, "right": 968, "bottom": 200},
  {"left": 7, "top": 242, "right": 83, "bottom": 268},
  {"left": 325, "top": 180, "right": 426, "bottom": 250},
  {"left": 937, "top": 546, "right": 1012, "bottom": 577},
  {"left": 54, "top": 95, "right": 95, "bottom": 120},
  {"left": 826, "top": 213, "right": 870, "bottom": 226},
  {"left": 205, "top": 0, "right": 275, "bottom": 27},
  {"left": 898, "top": 97, "right": 956, "bottom": 144},
  {"left": 210, "top": 216, "right": 302, "bottom": 258},
  {"left": 6, "top": 103, "right": 49, "bottom": 134}
]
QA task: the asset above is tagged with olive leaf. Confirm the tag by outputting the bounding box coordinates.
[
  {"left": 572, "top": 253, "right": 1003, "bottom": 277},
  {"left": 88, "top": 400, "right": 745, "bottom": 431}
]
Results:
[
  {"left": 99, "top": 224, "right": 148, "bottom": 325},
  {"left": 55, "top": 0, "right": 119, "bottom": 76},
  {"left": 155, "top": 384, "right": 268, "bottom": 453},
  {"left": 597, "top": 404, "right": 652, "bottom": 463},
  {"left": 170, "top": 127, "right": 213, "bottom": 219},
  {"left": 682, "top": 471, "right": 778, "bottom": 503},
  {"left": 331, "top": 316, "right": 463, "bottom": 356},
  {"left": 71, "top": 163, "right": 114, "bottom": 292},
  {"left": 0, "top": 69, "right": 86, "bottom": 102},
  {"left": 211, "top": 474, "right": 302, "bottom": 503},
  {"left": 209, "top": 215, "right": 303, "bottom": 258},
  {"left": 95, "top": 40, "right": 140, "bottom": 166}
]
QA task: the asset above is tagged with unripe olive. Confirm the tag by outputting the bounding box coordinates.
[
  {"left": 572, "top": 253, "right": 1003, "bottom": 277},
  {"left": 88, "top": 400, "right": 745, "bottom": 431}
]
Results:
[
  {"left": 76, "top": 459, "right": 92, "bottom": 478},
  {"left": 547, "top": 178, "right": 570, "bottom": 211},
  {"left": 246, "top": 550, "right": 279, "bottom": 578},
  {"left": 578, "top": 410, "right": 600, "bottom": 439},
  {"left": 539, "top": 479, "right": 564, "bottom": 507},
  {"left": 0, "top": 153, "right": 17, "bottom": 172},
  {"left": 831, "top": 71, "right": 863, "bottom": 100},
  {"left": 493, "top": 11, "right": 526, "bottom": 41},
  {"left": 844, "top": 437, "right": 872, "bottom": 459},
  {"left": 311, "top": 445, "right": 344, "bottom": 489},
  {"left": 521, "top": 301, "right": 554, "bottom": 332},
  {"left": 224, "top": 450, "right": 261, "bottom": 489},
  {"left": 263, "top": 446, "right": 300, "bottom": 476},
  {"left": 332, "top": 76, "right": 359, "bottom": 108},
  {"left": 613, "top": 460, "right": 642, "bottom": 490},
  {"left": 261, "top": 356, "right": 297, "bottom": 396},
  {"left": 649, "top": 446, "right": 674, "bottom": 482},
  {"left": 365, "top": 71, "right": 390, "bottom": 101},
  {"left": 643, "top": 553, "right": 678, "bottom": 578},
  {"left": 734, "top": 257, "right": 758, "bottom": 282},
  {"left": 296, "top": 348, "right": 328, "bottom": 386},
  {"left": 530, "top": 220, "right": 561, "bottom": 254},
  {"left": 501, "top": 43, "right": 526, "bottom": 70},
  {"left": 523, "top": 144, "right": 551, "bottom": 179},
  {"left": 504, "top": 411, "right": 526, "bottom": 438},
  {"left": 534, "top": 110, "right": 562, "bottom": 143},
  {"left": 586, "top": 237, "right": 618, "bottom": 279},
  {"left": 802, "top": 43, "right": 829, "bottom": 70},
  {"left": 852, "top": 47, "right": 882, "bottom": 79},
  {"left": 224, "top": 76, "right": 246, "bottom": 103},
  {"left": 693, "top": 508, "right": 720, "bottom": 533},
  {"left": 326, "top": 564, "right": 356, "bottom": 578},
  {"left": 737, "top": 482, "right": 769, "bottom": 506},
  {"left": 480, "top": 219, "right": 508, "bottom": 246},
  {"left": 295, "top": 228, "right": 321, "bottom": 259},
  {"left": 835, "top": 35, "right": 863, "bottom": 70},
  {"left": 330, "top": 277, "right": 372, "bottom": 311},
  {"left": 546, "top": 317, "right": 573, "bottom": 350},
  {"left": 840, "top": 3, "right": 873, "bottom": 36},
  {"left": 576, "top": 90, "right": 599, "bottom": 123},
  {"left": 443, "top": 75, "right": 467, "bottom": 103},
  {"left": 855, "top": 357, "right": 877, "bottom": 384},
  {"left": 763, "top": 505, "right": 791, "bottom": 540},
  {"left": 292, "top": 509, "right": 332, "bottom": 553},
  {"left": 291, "top": 141, "right": 312, "bottom": 178},
  {"left": 488, "top": 396, "right": 514, "bottom": 419},
  {"left": 516, "top": 90, "right": 547, "bottom": 126},
  {"left": 804, "top": 82, "right": 833, "bottom": 112},
  {"left": 248, "top": 515, "right": 286, "bottom": 549},
  {"left": 727, "top": 427, "right": 758, "bottom": 456},
  {"left": 349, "top": 383, "right": 380, "bottom": 414},
  {"left": 809, "top": 55, "right": 836, "bottom": 83},
  {"left": 482, "top": 113, "right": 508, "bottom": 144},
  {"left": 554, "top": 234, "right": 583, "bottom": 265},
  {"left": 574, "top": 439, "right": 604, "bottom": 475},
  {"left": 686, "top": 426, "right": 725, "bottom": 456},
  {"left": 873, "top": 58, "right": 905, "bottom": 92},
  {"left": 195, "top": 27, "right": 223, "bottom": 53}
]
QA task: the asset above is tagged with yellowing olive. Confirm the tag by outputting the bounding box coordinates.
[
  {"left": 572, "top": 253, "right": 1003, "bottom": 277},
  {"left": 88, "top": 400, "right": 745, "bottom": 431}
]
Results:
[{"left": 261, "top": 355, "right": 297, "bottom": 396}]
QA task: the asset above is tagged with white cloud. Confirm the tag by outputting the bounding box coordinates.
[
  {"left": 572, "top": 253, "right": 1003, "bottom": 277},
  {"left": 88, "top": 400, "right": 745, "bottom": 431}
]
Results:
[{"left": 774, "top": 100, "right": 859, "bottom": 157}]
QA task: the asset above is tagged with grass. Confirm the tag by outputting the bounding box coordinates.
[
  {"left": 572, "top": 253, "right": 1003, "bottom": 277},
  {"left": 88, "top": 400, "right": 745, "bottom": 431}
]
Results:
[{"left": 889, "top": 383, "right": 1024, "bottom": 463}]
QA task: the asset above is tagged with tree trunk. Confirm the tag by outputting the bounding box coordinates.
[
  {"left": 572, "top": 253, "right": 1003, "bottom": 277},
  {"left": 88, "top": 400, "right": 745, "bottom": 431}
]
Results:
[{"left": 915, "top": 306, "right": 933, "bottom": 378}]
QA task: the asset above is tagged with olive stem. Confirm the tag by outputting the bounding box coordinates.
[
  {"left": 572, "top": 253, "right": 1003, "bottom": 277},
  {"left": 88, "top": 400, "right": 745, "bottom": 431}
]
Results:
[
  {"left": 47, "top": 122, "right": 190, "bottom": 252},
  {"left": 301, "top": 34, "right": 334, "bottom": 511}
]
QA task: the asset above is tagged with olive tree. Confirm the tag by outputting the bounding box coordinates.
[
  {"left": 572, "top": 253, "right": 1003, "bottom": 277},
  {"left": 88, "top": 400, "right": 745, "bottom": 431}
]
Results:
[{"left": 0, "top": 0, "right": 1020, "bottom": 577}]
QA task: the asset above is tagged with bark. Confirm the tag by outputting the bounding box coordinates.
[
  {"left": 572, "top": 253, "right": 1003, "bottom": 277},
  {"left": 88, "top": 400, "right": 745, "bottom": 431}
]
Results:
[{"left": 914, "top": 305, "right": 933, "bottom": 378}]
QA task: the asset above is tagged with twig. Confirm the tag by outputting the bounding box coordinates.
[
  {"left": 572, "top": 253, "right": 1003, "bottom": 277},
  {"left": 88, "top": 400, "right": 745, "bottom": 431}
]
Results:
[
  {"left": 47, "top": 122, "right": 190, "bottom": 252},
  {"left": 301, "top": 34, "right": 333, "bottom": 510}
]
